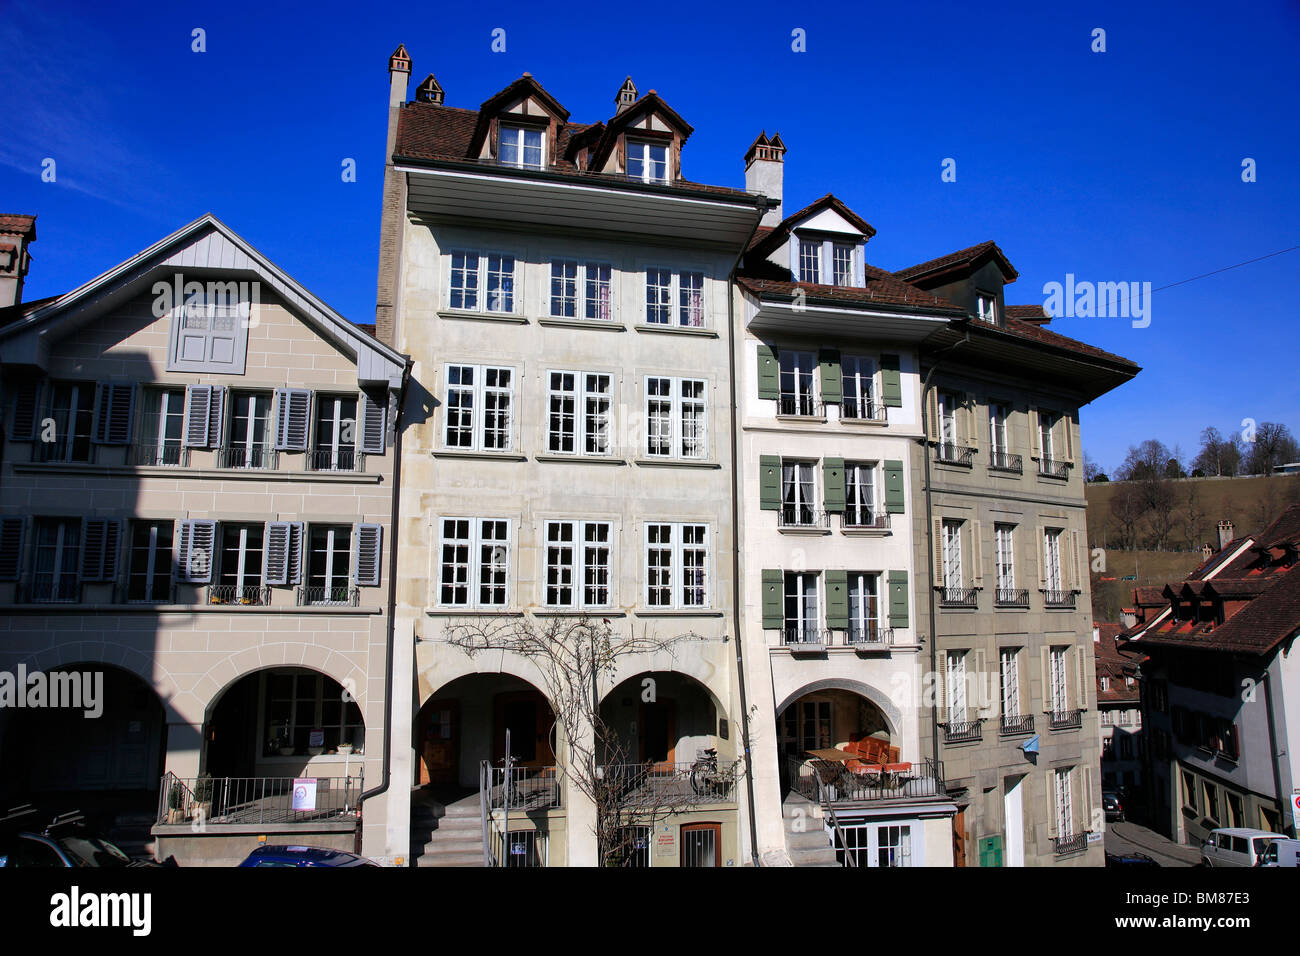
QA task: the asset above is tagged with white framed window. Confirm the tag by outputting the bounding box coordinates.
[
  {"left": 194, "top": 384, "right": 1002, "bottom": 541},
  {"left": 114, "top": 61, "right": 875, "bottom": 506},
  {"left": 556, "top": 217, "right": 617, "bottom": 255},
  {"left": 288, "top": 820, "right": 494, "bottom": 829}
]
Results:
[
  {"left": 1040, "top": 411, "right": 1058, "bottom": 462},
  {"left": 847, "top": 572, "right": 880, "bottom": 642},
  {"left": 1044, "top": 528, "right": 1064, "bottom": 592},
  {"left": 937, "top": 390, "right": 961, "bottom": 456},
  {"left": 627, "top": 140, "right": 668, "bottom": 183},
  {"left": 1000, "top": 648, "right": 1020, "bottom": 717},
  {"left": 216, "top": 522, "right": 264, "bottom": 598},
  {"left": 263, "top": 670, "right": 363, "bottom": 757},
  {"left": 778, "top": 350, "right": 817, "bottom": 417},
  {"left": 678, "top": 271, "right": 705, "bottom": 327},
  {"left": 437, "top": 518, "right": 511, "bottom": 608},
  {"left": 547, "top": 260, "right": 615, "bottom": 321},
  {"left": 845, "top": 462, "right": 878, "bottom": 527},
  {"left": 783, "top": 570, "right": 820, "bottom": 644},
  {"left": 1054, "top": 767, "right": 1074, "bottom": 837},
  {"left": 841, "top": 355, "right": 877, "bottom": 420},
  {"left": 40, "top": 382, "right": 95, "bottom": 463},
  {"left": 127, "top": 519, "right": 173, "bottom": 603},
  {"left": 1049, "top": 645, "right": 1069, "bottom": 714},
  {"left": 780, "top": 460, "right": 817, "bottom": 526},
  {"left": 644, "top": 522, "right": 709, "bottom": 609},
  {"left": 544, "top": 520, "right": 612, "bottom": 608},
  {"left": 644, "top": 376, "right": 707, "bottom": 459},
  {"left": 995, "top": 523, "right": 1016, "bottom": 591},
  {"left": 138, "top": 387, "right": 186, "bottom": 465},
  {"left": 228, "top": 390, "right": 274, "bottom": 467},
  {"left": 499, "top": 125, "right": 544, "bottom": 169},
  {"left": 443, "top": 364, "right": 514, "bottom": 451},
  {"left": 779, "top": 700, "right": 832, "bottom": 756},
  {"left": 942, "top": 519, "right": 964, "bottom": 591},
  {"left": 798, "top": 239, "right": 821, "bottom": 283},
  {"left": 448, "top": 252, "right": 516, "bottom": 313},
  {"left": 976, "top": 292, "right": 998, "bottom": 325},
  {"left": 313, "top": 394, "right": 358, "bottom": 472},
  {"left": 32, "top": 517, "right": 82, "bottom": 602},
  {"left": 832, "top": 243, "right": 855, "bottom": 286},
  {"left": 306, "top": 524, "right": 352, "bottom": 604},
  {"left": 946, "top": 650, "right": 967, "bottom": 723},
  {"left": 989, "top": 402, "right": 1009, "bottom": 453},
  {"left": 547, "top": 372, "right": 611, "bottom": 455},
  {"left": 643, "top": 268, "right": 707, "bottom": 327}
]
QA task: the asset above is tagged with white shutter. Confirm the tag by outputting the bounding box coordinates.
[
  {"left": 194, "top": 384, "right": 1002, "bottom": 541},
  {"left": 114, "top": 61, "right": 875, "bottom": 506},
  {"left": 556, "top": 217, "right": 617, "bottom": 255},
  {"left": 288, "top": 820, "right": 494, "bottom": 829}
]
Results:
[
  {"left": 1081, "top": 766, "right": 1095, "bottom": 833},
  {"left": 353, "top": 523, "right": 382, "bottom": 586},
  {"left": 971, "top": 520, "right": 984, "bottom": 587},
  {"left": 275, "top": 388, "right": 311, "bottom": 451},
  {"left": 184, "top": 385, "right": 213, "bottom": 447},
  {"left": 1076, "top": 645, "right": 1088, "bottom": 711},
  {"left": 287, "top": 522, "right": 304, "bottom": 585},
  {"left": 263, "top": 521, "right": 292, "bottom": 586},
  {"left": 925, "top": 390, "right": 939, "bottom": 441},
  {"left": 1036, "top": 524, "right": 1047, "bottom": 587},
  {"left": 1046, "top": 770, "right": 1059, "bottom": 838},
  {"left": 1040, "top": 646, "right": 1051, "bottom": 713},
  {"left": 176, "top": 519, "right": 216, "bottom": 583},
  {"left": 1028, "top": 407, "right": 1041, "bottom": 459},
  {"left": 973, "top": 648, "right": 990, "bottom": 716},
  {"left": 932, "top": 517, "right": 944, "bottom": 588},
  {"left": 93, "top": 383, "right": 135, "bottom": 444},
  {"left": 207, "top": 386, "right": 227, "bottom": 447},
  {"left": 935, "top": 651, "right": 947, "bottom": 712},
  {"left": 79, "top": 518, "right": 122, "bottom": 582},
  {"left": 1063, "top": 411, "right": 1075, "bottom": 463},
  {"left": 965, "top": 392, "right": 979, "bottom": 450},
  {"left": 0, "top": 517, "right": 23, "bottom": 580},
  {"left": 360, "top": 390, "right": 387, "bottom": 455}
]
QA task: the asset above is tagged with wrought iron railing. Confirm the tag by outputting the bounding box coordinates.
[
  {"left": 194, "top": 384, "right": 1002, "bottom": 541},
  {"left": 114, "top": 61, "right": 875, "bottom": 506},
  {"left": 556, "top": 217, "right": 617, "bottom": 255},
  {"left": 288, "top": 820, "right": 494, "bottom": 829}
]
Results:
[
  {"left": 783, "top": 626, "right": 832, "bottom": 648},
  {"left": 206, "top": 584, "right": 272, "bottom": 606},
  {"left": 994, "top": 588, "right": 1030, "bottom": 607},
  {"left": 483, "top": 764, "right": 563, "bottom": 811},
  {"left": 32, "top": 442, "right": 94, "bottom": 464},
  {"left": 841, "top": 398, "right": 887, "bottom": 422},
  {"left": 297, "top": 586, "right": 360, "bottom": 607},
  {"left": 778, "top": 507, "right": 831, "bottom": 530},
  {"left": 217, "top": 443, "right": 278, "bottom": 469},
  {"left": 308, "top": 449, "right": 364, "bottom": 473},
  {"left": 1053, "top": 831, "right": 1089, "bottom": 855},
  {"left": 1048, "top": 708, "right": 1084, "bottom": 731},
  {"left": 938, "top": 586, "right": 979, "bottom": 607},
  {"left": 935, "top": 443, "right": 975, "bottom": 467},
  {"left": 156, "top": 771, "right": 363, "bottom": 826},
  {"left": 842, "top": 510, "right": 889, "bottom": 531},
  {"left": 777, "top": 395, "right": 824, "bottom": 418},
  {"left": 126, "top": 442, "right": 189, "bottom": 467},
  {"left": 598, "top": 761, "right": 737, "bottom": 807},
  {"left": 20, "top": 578, "right": 80, "bottom": 603},
  {"left": 1038, "top": 457, "right": 1071, "bottom": 479},
  {"left": 786, "top": 755, "right": 947, "bottom": 804},
  {"left": 1000, "top": 714, "right": 1036, "bottom": 736},
  {"left": 847, "top": 626, "right": 894, "bottom": 648},
  {"left": 1043, "top": 589, "right": 1077, "bottom": 609},
  {"left": 987, "top": 450, "right": 1023, "bottom": 474},
  {"left": 941, "top": 719, "right": 985, "bottom": 743}
]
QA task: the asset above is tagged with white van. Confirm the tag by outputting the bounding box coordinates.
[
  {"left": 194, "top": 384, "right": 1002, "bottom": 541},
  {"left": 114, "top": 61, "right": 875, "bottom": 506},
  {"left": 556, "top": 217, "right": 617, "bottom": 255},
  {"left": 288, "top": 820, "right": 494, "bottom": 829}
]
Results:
[
  {"left": 1258, "top": 838, "right": 1300, "bottom": 867},
  {"left": 1200, "top": 828, "right": 1282, "bottom": 867}
]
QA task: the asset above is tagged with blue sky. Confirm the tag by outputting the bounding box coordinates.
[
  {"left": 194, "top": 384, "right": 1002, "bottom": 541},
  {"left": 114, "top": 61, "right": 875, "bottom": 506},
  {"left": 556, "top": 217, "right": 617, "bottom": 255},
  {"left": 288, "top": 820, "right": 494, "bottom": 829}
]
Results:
[{"left": 2, "top": 0, "right": 1296, "bottom": 472}]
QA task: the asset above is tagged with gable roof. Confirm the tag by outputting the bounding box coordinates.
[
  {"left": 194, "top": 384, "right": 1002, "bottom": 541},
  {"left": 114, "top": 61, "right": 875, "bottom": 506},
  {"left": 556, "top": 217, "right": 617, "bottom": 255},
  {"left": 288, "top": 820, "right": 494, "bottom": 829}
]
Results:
[
  {"left": 894, "top": 240, "right": 1019, "bottom": 284},
  {"left": 0, "top": 214, "right": 408, "bottom": 387},
  {"left": 467, "top": 73, "right": 571, "bottom": 157},
  {"left": 747, "top": 193, "right": 877, "bottom": 261}
]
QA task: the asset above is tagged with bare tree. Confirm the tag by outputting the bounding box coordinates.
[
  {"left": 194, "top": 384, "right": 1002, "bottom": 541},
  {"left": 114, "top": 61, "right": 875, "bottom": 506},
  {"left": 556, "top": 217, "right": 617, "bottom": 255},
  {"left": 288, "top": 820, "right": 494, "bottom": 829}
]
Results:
[
  {"left": 1245, "top": 422, "right": 1299, "bottom": 475},
  {"left": 1193, "top": 426, "right": 1242, "bottom": 477},
  {"left": 1109, "top": 483, "right": 1147, "bottom": 550},
  {"left": 1143, "top": 477, "right": 1178, "bottom": 550},
  {"left": 1182, "top": 482, "right": 1206, "bottom": 550},
  {"left": 443, "top": 614, "right": 741, "bottom": 866}
]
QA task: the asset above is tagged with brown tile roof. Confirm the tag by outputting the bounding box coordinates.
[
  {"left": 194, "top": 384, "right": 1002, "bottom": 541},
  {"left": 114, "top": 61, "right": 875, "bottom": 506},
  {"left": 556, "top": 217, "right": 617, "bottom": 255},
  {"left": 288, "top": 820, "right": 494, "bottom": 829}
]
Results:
[
  {"left": 1095, "top": 624, "right": 1143, "bottom": 703},
  {"left": 736, "top": 269, "right": 965, "bottom": 313},
  {"left": 894, "top": 239, "right": 1018, "bottom": 283},
  {"left": 965, "top": 314, "right": 1139, "bottom": 369},
  {"left": 0, "top": 214, "right": 36, "bottom": 237},
  {"left": 746, "top": 194, "right": 877, "bottom": 261},
  {"left": 1005, "top": 303, "right": 1051, "bottom": 325},
  {"left": 353, "top": 322, "right": 377, "bottom": 339}
]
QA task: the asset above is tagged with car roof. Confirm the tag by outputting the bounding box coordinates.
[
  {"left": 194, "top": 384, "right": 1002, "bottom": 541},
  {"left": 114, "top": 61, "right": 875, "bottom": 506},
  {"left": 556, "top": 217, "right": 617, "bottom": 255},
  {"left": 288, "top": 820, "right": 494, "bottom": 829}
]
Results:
[
  {"left": 1212, "top": 828, "right": 1280, "bottom": 837},
  {"left": 247, "top": 844, "right": 369, "bottom": 864}
]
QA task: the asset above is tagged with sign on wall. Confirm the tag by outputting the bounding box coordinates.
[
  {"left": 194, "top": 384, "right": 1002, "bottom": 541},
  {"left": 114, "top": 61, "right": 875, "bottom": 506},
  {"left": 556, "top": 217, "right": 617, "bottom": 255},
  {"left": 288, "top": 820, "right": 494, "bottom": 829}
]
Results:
[{"left": 292, "top": 778, "right": 317, "bottom": 812}]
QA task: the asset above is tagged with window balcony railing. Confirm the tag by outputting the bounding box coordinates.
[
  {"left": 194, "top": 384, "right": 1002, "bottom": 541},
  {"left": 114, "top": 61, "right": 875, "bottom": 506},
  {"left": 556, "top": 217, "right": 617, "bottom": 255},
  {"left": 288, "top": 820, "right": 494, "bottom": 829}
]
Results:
[
  {"left": 934, "top": 443, "right": 975, "bottom": 467},
  {"left": 778, "top": 507, "right": 831, "bottom": 530},
  {"left": 938, "top": 586, "right": 979, "bottom": 607},
  {"left": 1000, "top": 714, "right": 1035, "bottom": 736},
  {"left": 994, "top": 588, "right": 1030, "bottom": 608},
  {"left": 308, "top": 449, "right": 364, "bottom": 473},
  {"left": 847, "top": 626, "right": 894, "bottom": 648},
  {"left": 126, "top": 442, "right": 189, "bottom": 467},
  {"left": 782, "top": 626, "right": 832, "bottom": 648},
  {"left": 777, "top": 395, "right": 824, "bottom": 419},
  {"left": 940, "top": 719, "right": 984, "bottom": 744},
  {"left": 157, "top": 772, "right": 363, "bottom": 827},
  {"left": 841, "top": 398, "right": 887, "bottom": 422},
  {"left": 787, "top": 755, "right": 947, "bottom": 805},
  {"left": 1043, "top": 589, "right": 1077, "bottom": 609},
  {"left": 206, "top": 584, "right": 272, "bottom": 606},
  {"left": 20, "top": 578, "right": 81, "bottom": 604},
  {"left": 483, "top": 764, "right": 563, "bottom": 811},
  {"left": 1047, "top": 709, "right": 1084, "bottom": 731},
  {"left": 296, "top": 585, "right": 360, "bottom": 607},
  {"left": 598, "top": 760, "right": 737, "bottom": 808},
  {"left": 217, "top": 443, "right": 278, "bottom": 470},
  {"left": 987, "top": 450, "right": 1023, "bottom": 474},
  {"left": 1038, "top": 457, "right": 1071, "bottom": 479},
  {"left": 842, "top": 510, "right": 889, "bottom": 531},
  {"left": 1052, "top": 831, "right": 1089, "bottom": 856}
]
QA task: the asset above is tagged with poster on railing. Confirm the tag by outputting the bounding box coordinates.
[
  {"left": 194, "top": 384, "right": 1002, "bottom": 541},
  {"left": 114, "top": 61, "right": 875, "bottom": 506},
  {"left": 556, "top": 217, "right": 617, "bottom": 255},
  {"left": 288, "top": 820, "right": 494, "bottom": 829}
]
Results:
[{"left": 292, "top": 778, "right": 317, "bottom": 812}]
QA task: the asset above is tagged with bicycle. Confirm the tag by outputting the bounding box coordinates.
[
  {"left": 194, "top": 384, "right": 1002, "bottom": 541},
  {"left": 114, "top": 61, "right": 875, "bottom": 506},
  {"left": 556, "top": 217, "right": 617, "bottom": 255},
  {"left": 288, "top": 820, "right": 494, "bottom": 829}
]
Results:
[{"left": 689, "top": 748, "right": 729, "bottom": 796}]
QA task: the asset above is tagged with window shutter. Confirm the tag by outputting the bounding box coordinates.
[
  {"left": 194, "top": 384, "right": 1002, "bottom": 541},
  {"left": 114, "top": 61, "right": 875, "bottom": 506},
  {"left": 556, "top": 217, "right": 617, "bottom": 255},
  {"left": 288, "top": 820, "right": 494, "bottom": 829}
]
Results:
[
  {"left": 788, "top": 241, "right": 800, "bottom": 280},
  {"left": 1063, "top": 411, "right": 1075, "bottom": 463},
  {"left": 1036, "top": 524, "right": 1047, "bottom": 586},
  {"left": 819, "top": 349, "right": 842, "bottom": 404},
  {"left": 761, "top": 569, "right": 783, "bottom": 629},
  {"left": 822, "top": 457, "right": 845, "bottom": 513},
  {"left": 1029, "top": 407, "right": 1041, "bottom": 459},
  {"left": 1076, "top": 645, "right": 1088, "bottom": 711},
  {"left": 1040, "top": 646, "right": 1052, "bottom": 712},
  {"left": 275, "top": 388, "right": 311, "bottom": 451},
  {"left": 1046, "top": 770, "right": 1059, "bottom": 838},
  {"left": 360, "top": 390, "right": 387, "bottom": 454},
  {"left": 825, "top": 569, "right": 848, "bottom": 629},
  {"left": 880, "top": 353, "right": 902, "bottom": 407},
  {"left": 79, "top": 518, "right": 122, "bottom": 582},
  {"left": 207, "top": 386, "right": 226, "bottom": 448},
  {"left": 758, "top": 455, "right": 782, "bottom": 510},
  {"left": 932, "top": 517, "right": 945, "bottom": 587},
  {"left": 970, "top": 520, "right": 984, "bottom": 587},
  {"left": 1081, "top": 766, "right": 1095, "bottom": 834},
  {"left": 176, "top": 519, "right": 216, "bottom": 583},
  {"left": 93, "top": 383, "right": 136, "bottom": 444},
  {"left": 263, "top": 521, "right": 292, "bottom": 586},
  {"left": 973, "top": 648, "right": 989, "bottom": 716},
  {"left": 925, "top": 388, "right": 939, "bottom": 440},
  {"left": 1067, "top": 529, "right": 1081, "bottom": 590},
  {"left": 884, "top": 460, "right": 905, "bottom": 514},
  {"left": 9, "top": 379, "right": 42, "bottom": 441},
  {"left": 888, "top": 570, "right": 909, "bottom": 628},
  {"left": 964, "top": 393, "right": 979, "bottom": 451},
  {"left": 0, "top": 517, "right": 23, "bottom": 580},
  {"left": 756, "top": 344, "right": 779, "bottom": 400},
  {"left": 287, "top": 522, "right": 304, "bottom": 585},
  {"left": 936, "top": 651, "right": 947, "bottom": 711},
  {"left": 184, "top": 385, "right": 213, "bottom": 447},
  {"left": 354, "top": 523, "right": 382, "bottom": 587},
  {"left": 853, "top": 246, "right": 865, "bottom": 288}
]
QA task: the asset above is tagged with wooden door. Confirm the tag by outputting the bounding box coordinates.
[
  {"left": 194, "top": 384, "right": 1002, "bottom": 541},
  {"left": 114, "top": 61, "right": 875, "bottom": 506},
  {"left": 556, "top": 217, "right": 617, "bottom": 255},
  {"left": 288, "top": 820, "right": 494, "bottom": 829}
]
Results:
[
  {"left": 952, "top": 808, "right": 967, "bottom": 867},
  {"left": 493, "top": 691, "right": 555, "bottom": 767},
  {"left": 419, "top": 700, "right": 458, "bottom": 786},
  {"left": 639, "top": 697, "right": 676, "bottom": 770}
]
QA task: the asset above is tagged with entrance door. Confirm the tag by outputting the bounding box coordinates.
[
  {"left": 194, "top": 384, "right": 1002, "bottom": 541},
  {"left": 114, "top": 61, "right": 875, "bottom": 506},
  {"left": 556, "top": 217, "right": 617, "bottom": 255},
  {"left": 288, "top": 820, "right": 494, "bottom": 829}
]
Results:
[
  {"left": 639, "top": 697, "right": 676, "bottom": 770},
  {"left": 1004, "top": 775, "right": 1025, "bottom": 867},
  {"left": 952, "top": 808, "right": 967, "bottom": 867},
  {"left": 493, "top": 692, "right": 555, "bottom": 767},
  {"left": 419, "top": 700, "right": 459, "bottom": 786}
]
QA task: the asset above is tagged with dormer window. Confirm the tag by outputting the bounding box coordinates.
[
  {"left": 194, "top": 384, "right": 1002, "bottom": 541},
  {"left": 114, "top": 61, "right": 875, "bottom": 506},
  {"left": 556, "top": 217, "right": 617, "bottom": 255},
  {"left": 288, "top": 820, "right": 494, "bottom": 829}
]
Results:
[
  {"left": 795, "top": 235, "right": 862, "bottom": 287},
  {"left": 832, "top": 244, "right": 855, "bottom": 286},
  {"left": 977, "top": 292, "right": 999, "bottom": 325},
  {"left": 628, "top": 140, "right": 668, "bottom": 183},
  {"left": 798, "top": 240, "right": 821, "bottom": 283},
  {"left": 500, "top": 125, "right": 544, "bottom": 170}
]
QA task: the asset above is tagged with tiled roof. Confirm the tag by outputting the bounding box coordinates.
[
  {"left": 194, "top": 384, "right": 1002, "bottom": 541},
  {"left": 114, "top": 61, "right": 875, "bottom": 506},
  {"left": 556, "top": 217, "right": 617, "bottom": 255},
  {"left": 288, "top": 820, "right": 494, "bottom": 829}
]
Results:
[
  {"left": 736, "top": 270, "right": 964, "bottom": 312},
  {"left": 1095, "top": 624, "right": 1143, "bottom": 703},
  {"left": 0, "top": 214, "right": 36, "bottom": 237},
  {"left": 746, "top": 194, "right": 877, "bottom": 261},
  {"left": 964, "top": 313, "right": 1139, "bottom": 368},
  {"left": 894, "top": 240, "right": 1018, "bottom": 282},
  {"left": 1005, "top": 303, "right": 1051, "bottom": 325},
  {"left": 353, "top": 322, "right": 377, "bottom": 339}
]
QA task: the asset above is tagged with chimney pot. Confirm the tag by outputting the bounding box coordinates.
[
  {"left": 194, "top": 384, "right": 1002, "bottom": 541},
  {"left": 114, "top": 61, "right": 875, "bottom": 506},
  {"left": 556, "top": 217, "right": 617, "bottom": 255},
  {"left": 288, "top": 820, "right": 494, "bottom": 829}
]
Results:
[
  {"left": 0, "top": 214, "right": 37, "bottom": 309},
  {"left": 1217, "top": 519, "right": 1234, "bottom": 550},
  {"left": 744, "top": 131, "right": 785, "bottom": 227},
  {"left": 614, "top": 76, "right": 638, "bottom": 113}
]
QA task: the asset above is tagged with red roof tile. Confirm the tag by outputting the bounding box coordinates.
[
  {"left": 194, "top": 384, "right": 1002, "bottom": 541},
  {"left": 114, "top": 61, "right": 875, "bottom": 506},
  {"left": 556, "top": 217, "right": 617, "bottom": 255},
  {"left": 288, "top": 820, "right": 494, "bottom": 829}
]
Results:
[
  {"left": 894, "top": 240, "right": 1018, "bottom": 283},
  {"left": 1005, "top": 303, "right": 1051, "bottom": 325},
  {"left": 736, "top": 271, "right": 964, "bottom": 312},
  {"left": 0, "top": 214, "right": 36, "bottom": 238}
]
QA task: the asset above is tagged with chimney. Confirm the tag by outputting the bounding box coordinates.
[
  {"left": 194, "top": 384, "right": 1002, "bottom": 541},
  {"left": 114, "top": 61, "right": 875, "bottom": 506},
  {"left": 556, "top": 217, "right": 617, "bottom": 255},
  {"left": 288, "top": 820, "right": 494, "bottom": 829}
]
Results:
[
  {"left": 1120, "top": 608, "right": 1137, "bottom": 629},
  {"left": 1217, "top": 519, "right": 1234, "bottom": 550},
  {"left": 744, "top": 132, "right": 785, "bottom": 228},
  {"left": 1092, "top": 625, "right": 1100, "bottom": 643},
  {"left": 1201, "top": 543, "right": 1214, "bottom": 561},
  {"left": 415, "top": 73, "right": 444, "bottom": 105},
  {"left": 614, "top": 76, "right": 638, "bottom": 113},
  {"left": 0, "top": 215, "right": 36, "bottom": 309},
  {"left": 388, "top": 44, "right": 411, "bottom": 110}
]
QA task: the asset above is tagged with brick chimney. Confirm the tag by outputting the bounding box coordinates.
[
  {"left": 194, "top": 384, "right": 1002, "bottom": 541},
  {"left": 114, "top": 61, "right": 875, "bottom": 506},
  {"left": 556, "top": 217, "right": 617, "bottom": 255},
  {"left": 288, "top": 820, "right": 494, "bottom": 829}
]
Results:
[
  {"left": 1217, "top": 519, "right": 1234, "bottom": 550},
  {"left": 375, "top": 46, "right": 412, "bottom": 347},
  {"left": 0, "top": 215, "right": 37, "bottom": 309},
  {"left": 744, "top": 132, "right": 785, "bottom": 228}
]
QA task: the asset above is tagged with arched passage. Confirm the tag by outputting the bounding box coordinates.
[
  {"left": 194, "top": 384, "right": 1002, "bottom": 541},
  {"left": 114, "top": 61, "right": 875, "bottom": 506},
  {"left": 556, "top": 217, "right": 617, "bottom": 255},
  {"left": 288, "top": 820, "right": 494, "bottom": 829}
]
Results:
[
  {"left": 599, "top": 671, "right": 731, "bottom": 767},
  {"left": 775, "top": 681, "right": 898, "bottom": 767}
]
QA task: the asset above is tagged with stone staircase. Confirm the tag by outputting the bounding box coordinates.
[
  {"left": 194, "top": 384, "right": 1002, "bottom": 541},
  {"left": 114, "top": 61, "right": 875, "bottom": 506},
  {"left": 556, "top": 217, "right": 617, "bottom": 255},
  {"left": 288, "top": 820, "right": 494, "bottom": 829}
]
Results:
[
  {"left": 783, "top": 793, "right": 839, "bottom": 867},
  {"left": 410, "top": 788, "right": 485, "bottom": 867}
]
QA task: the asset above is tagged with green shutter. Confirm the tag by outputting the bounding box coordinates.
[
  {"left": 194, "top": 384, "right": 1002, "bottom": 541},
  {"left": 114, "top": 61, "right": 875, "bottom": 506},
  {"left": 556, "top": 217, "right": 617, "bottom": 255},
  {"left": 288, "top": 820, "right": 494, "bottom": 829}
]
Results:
[
  {"left": 884, "top": 459, "right": 905, "bottom": 514},
  {"left": 757, "top": 343, "right": 779, "bottom": 400},
  {"left": 759, "top": 455, "right": 782, "bottom": 510},
  {"left": 825, "top": 570, "right": 848, "bottom": 629},
  {"left": 888, "top": 570, "right": 909, "bottom": 628},
  {"left": 762, "top": 569, "right": 784, "bottom": 628},
  {"left": 823, "top": 457, "right": 846, "bottom": 512},
  {"left": 819, "top": 348, "right": 842, "bottom": 404},
  {"left": 979, "top": 835, "right": 1003, "bottom": 867},
  {"left": 881, "top": 353, "right": 902, "bottom": 407}
]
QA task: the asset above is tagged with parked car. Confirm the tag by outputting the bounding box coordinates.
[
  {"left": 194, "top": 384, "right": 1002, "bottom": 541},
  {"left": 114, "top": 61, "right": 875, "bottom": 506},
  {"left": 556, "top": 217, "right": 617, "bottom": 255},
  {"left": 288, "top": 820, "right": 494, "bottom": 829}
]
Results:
[
  {"left": 1105, "top": 850, "right": 1160, "bottom": 867},
  {"left": 1257, "top": 838, "right": 1300, "bottom": 867},
  {"left": 0, "top": 806, "right": 165, "bottom": 868},
  {"left": 1103, "top": 791, "right": 1125, "bottom": 823},
  {"left": 238, "top": 845, "right": 379, "bottom": 867},
  {"left": 1200, "top": 828, "right": 1283, "bottom": 867}
]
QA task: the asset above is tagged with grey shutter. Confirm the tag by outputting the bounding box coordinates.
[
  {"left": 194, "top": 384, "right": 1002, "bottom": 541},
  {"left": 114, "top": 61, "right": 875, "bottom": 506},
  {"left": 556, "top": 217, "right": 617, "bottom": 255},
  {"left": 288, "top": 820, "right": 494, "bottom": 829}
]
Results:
[
  {"left": 360, "top": 390, "right": 387, "bottom": 454},
  {"left": 759, "top": 455, "right": 782, "bottom": 510},
  {"left": 9, "top": 379, "right": 41, "bottom": 441},
  {"left": 884, "top": 460, "right": 906, "bottom": 514},
  {"left": 93, "top": 383, "right": 135, "bottom": 444},
  {"left": 888, "top": 570, "right": 909, "bottom": 628},
  {"left": 80, "top": 518, "right": 122, "bottom": 582},
  {"left": 354, "top": 523, "right": 382, "bottom": 586},
  {"left": 761, "top": 569, "right": 784, "bottom": 629},
  {"left": 275, "top": 388, "right": 311, "bottom": 451},
  {"left": 0, "top": 517, "right": 24, "bottom": 580},
  {"left": 825, "top": 569, "right": 848, "bottom": 629},
  {"left": 823, "top": 457, "right": 846, "bottom": 512},
  {"left": 176, "top": 519, "right": 216, "bottom": 583},
  {"left": 184, "top": 385, "right": 213, "bottom": 447},
  {"left": 287, "top": 522, "right": 304, "bottom": 585},
  {"left": 880, "top": 354, "right": 902, "bottom": 407},
  {"left": 263, "top": 521, "right": 292, "bottom": 586},
  {"left": 756, "top": 344, "right": 779, "bottom": 400},
  {"left": 207, "top": 386, "right": 226, "bottom": 447},
  {"left": 819, "top": 349, "right": 842, "bottom": 404}
]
